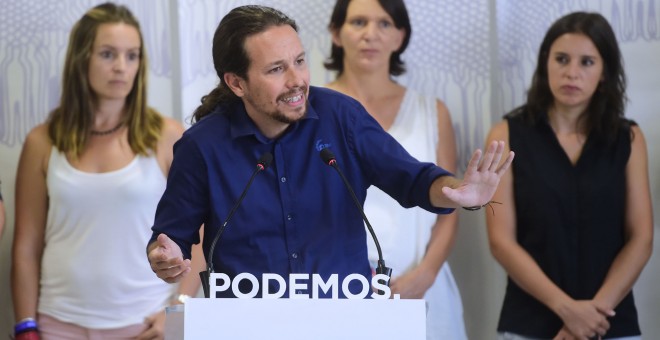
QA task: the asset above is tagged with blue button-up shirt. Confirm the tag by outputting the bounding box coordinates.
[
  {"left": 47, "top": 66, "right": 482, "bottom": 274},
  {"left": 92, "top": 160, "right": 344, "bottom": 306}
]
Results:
[{"left": 150, "top": 86, "right": 452, "bottom": 297}]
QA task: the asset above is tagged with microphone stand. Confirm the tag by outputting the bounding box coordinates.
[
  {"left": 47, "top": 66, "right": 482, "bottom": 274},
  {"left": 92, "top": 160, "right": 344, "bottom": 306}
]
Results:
[
  {"left": 320, "top": 148, "right": 392, "bottom": 294},
  {"left": 200, "top": 153, "right": 273, "bottom": 298}
]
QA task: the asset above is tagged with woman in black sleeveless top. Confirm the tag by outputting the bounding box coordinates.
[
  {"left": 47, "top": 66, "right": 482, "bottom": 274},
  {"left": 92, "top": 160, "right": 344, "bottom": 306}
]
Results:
[{"left": 485, "top": 12, "right": 653, "bottom": 340}]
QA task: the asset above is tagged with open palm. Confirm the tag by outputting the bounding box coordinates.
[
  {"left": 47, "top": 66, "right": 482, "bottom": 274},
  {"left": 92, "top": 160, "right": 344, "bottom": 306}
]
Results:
[{"left": 442, "top": 141, "right": 514, "bottom": 208}]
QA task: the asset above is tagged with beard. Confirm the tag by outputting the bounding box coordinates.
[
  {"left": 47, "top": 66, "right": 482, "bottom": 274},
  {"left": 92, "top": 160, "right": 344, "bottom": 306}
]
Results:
[
  {"left": 269, "top": 104, "right": 307, "bottom": 124},
  {"left": 245, "top": 87, "right": 308, "bottom": 124}
]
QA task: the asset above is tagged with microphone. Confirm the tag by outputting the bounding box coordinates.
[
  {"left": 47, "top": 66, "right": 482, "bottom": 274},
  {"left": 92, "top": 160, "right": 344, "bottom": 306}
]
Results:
[
  {"left": 319, "top": 148, "right": 392, "bottom": 294},
  {"left": 200, "top": 152, "right": 273, "bottom": 298}
]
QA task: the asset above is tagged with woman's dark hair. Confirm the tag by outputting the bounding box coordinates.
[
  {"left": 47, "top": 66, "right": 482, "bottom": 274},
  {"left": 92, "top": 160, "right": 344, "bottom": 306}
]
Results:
[
  {"left": 521, "top": 11, "right": 627, "bottom": 142},
  {"left": 192, "top": 5, "right": 298, "bottom": 122},
  {"left": 324, "top": 0, "right": 411, "bottom": 76}
]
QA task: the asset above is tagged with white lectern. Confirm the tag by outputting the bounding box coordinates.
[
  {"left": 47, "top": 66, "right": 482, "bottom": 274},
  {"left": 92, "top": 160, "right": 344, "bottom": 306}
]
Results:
[{"left": 165, "top": 298, "right": 426, "bottom": 339}]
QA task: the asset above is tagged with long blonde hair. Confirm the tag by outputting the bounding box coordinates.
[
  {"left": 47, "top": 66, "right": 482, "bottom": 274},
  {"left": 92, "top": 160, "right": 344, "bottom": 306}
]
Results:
[{"left": 48, "top": 2, "right": 162, "bottom": 157}]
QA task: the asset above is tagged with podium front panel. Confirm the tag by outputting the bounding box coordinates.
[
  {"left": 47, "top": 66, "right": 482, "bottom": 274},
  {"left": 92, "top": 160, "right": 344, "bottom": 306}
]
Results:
[{"left": 183, "top": 298, "right": 426, "bottom": 339}]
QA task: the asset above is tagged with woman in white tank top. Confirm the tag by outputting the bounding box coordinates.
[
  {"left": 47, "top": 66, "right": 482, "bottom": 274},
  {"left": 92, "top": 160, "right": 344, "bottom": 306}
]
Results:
[
  {"left": 324, "top": 0, "right": 468, "bottom": 339},
  {"left": 11, "top": 3, "right": 199, "bottom": 339}
]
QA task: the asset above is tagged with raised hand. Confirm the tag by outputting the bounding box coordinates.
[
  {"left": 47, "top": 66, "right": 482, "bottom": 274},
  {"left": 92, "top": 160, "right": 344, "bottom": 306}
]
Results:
[
  {"left": 441, "top": 140, "right": 514, "bottom": 208},
  {"left": 147, "top": 233, "right": 191, "bottom": 283}
]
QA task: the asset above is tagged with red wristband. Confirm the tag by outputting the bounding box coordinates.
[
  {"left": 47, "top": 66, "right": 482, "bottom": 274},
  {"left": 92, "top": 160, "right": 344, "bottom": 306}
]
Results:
[{"left": 15, "top": 330, "right": 40, "bottom": 340}]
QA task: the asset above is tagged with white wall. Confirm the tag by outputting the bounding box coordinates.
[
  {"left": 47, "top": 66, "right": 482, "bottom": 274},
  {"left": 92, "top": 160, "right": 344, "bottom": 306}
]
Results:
[{"left": 1, "top": 0, "right": 658, "bottom": 338}]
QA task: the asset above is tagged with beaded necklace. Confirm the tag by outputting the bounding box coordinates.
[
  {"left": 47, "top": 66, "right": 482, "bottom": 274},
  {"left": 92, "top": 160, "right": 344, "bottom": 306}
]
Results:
[{"left": 90, "top": 122, "right": 123, "bottom": 136}]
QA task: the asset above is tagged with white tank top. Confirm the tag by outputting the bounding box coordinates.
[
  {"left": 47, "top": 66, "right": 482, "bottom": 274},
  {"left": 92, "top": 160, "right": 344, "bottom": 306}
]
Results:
[
  {"left": 365, "top": 89, "right": 439, "bottom": 274},
  {"left": 364, "top": 90, "right": 467, "bottom": 339},
  {"left": 38, "top": 147, "right": 173, "bottom": 329}
]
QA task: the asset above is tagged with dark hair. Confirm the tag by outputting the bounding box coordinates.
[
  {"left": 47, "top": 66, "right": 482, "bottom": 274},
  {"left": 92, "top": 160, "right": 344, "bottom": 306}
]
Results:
[
  {"left": 324, "top": 0, "right": 411, "bottom": 76},
  {"left": 48, "top": 2, "right": 162, "bottom": 158},
  {"left": 521, "top": 11, "right": 627, "bottom": 142},
  {"left": 192, "top": 5, "right": 298, "bottom": 122}
]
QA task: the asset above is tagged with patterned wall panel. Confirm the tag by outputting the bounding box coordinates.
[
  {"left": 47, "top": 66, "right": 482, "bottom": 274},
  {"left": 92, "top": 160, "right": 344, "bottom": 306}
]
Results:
[
  {"left": 401, "top": 0, "right": 491, "bottom": 171},
  {"left": 0, "top": 0, "right": 172, "bottom": 146},
  {"left": 496, "top": 0, "right": 660, "bottom": 116}
]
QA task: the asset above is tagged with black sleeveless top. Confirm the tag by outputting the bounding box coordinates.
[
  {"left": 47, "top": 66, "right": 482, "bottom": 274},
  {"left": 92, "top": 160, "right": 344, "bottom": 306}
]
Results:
[{"left": 498, "top": 111, "right": 640, "bottom": 338}]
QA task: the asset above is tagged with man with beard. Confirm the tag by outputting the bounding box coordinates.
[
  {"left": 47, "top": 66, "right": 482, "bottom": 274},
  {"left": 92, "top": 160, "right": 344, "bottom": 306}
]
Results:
[{"left": 147, "top": 5, "right": 514, "bottom": 298}]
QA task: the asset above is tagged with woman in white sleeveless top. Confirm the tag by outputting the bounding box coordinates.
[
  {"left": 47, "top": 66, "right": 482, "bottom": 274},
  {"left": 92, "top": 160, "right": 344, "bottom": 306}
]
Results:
[
  {"left": 11, "top": 4, "right": 198, "bottom": 339},
  {"left": 325, "top": 0, "right": 467, "bottom": 339}
]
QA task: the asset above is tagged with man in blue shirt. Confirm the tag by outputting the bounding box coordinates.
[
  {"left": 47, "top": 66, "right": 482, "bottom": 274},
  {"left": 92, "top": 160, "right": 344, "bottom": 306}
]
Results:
[{"left": 147, "top": 5, "right": 514, "bottom": 298}]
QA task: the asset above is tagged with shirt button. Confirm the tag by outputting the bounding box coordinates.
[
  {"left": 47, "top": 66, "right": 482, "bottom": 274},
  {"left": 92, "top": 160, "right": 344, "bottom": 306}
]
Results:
[
  {"left": 291, "top": 252, "right": 298, "bottom": 259},
  {"left": 287, "top": 214, "right": 293, "bottom": 220},
  {"left": 280, "top": 177, "right": 287, "bottom": 183}
]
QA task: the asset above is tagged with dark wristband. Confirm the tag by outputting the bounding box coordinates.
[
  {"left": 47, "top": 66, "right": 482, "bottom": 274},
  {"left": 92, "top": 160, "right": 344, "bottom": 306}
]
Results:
[{"left": 462, "top": 200, "right": 502, "bottom": 214}]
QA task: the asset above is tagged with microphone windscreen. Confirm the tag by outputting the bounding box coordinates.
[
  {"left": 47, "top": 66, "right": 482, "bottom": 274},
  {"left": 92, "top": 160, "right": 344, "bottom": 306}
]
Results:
[
  {"left": 320, "top": 148, "right": 335, "bottom": 165},
  {"left": 258, "top": 152, "right": 273, "bottom": 169}
]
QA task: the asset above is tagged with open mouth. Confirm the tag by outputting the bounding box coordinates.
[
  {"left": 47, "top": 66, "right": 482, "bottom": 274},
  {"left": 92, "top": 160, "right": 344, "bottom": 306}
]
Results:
[
  {"left": 279, "top": 91, "right": 306, "bottom": 106},
  {"left": 282, "top": 93, "right": 303, "bottom": 103}
]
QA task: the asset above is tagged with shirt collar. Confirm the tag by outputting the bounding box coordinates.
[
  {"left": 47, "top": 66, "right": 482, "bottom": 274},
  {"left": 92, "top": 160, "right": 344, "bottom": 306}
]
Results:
[{"left": 227, "top": 89, "right": 320, "bottom": 143}]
